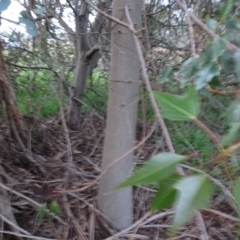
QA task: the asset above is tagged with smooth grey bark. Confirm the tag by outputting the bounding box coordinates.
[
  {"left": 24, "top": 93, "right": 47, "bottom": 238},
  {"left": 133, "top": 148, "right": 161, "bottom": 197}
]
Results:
[
  {"left": 98, "top": 0, "right": 143, "bottom": 230},
  {"left": 45, "top": 0, "right": 111, "bottom": 130},
  {"left": 66, "top": 1, "right": 111, "bottom": 130}
]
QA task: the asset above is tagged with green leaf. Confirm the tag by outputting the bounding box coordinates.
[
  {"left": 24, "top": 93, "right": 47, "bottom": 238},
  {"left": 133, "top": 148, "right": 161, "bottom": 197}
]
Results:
[
  {"left": 212, "top": 38, "right": 226, "bottom": 60},
  {"left": 0, "top": 0, "right": 11, "bottom": 11},
  {"left": 117, "top": 153, "right": 186, "bottom": 188},
  {"left": 234, "top": 52, "right": 240, "bottom": 82},
  {"left": 48, "top": 201, "right": 61, "bottom": 214},
  {"left": 180, "top": 57, "right": 199, "bottom": 79},
  {"left": 172, "top": 176, "right": 212, "bottom": 232},
  {"left": 225, "top": 98, "right": 240, "bottom": 124},
  {"left": 37, "top": 204, "right": 48, "bottom": 222},
  {"left": 220, "top": 0, "right": 233, "bottom": 18},
  {"left": 221, "top": 123, "right": 240, "bottom": 146},
  {"left": 233, "top": 178, "right": 240, "bottom": 216},
  {"left": 151, "top": 174, "right": 182, "bottom": 210},
  {"left": 206, "top": 18, "right": 218, "bottom": 32},
  {"left": 153, "top": 85, "right": 200, "bottom": 121},
  {"left": 221, "top": 52, "right": 235, "bottom": 75},
  {"left": 225, "top": 19, "right": 239, "bottom": 32},
  {"left": 195, "top": 62, "right": 220, "bottom": 90},
  {"left": 159, "top": 65, "right": 173, "bottom": 83}
]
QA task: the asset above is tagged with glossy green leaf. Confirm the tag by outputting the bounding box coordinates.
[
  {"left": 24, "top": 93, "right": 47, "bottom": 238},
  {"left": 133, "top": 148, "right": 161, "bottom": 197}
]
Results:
[
  {"left": 154, "top": 86, "right": 200, "bottom": 121},
  {"left": 159, "top": 65, "right": 173, "bottom": 83},
  {"left": 195, "top": 62, "right": 220, "bottom": 90},
  {"left": 233, "top": 178, "right": 240, "bottom": 216},
  {"left": 206, "top": 18, "right": 218, "bottom": 32},
  {"left": 234, "top": 52, "right": 240, "bottom": 81},
  {"left": 221, "top": 123, "right": 240, "bottom": 146},
  {"left": 225, "top": 19, "right": 239, "bottom": 32},
  {"left": 117, "top": 153, "right": 186, "bottom": 188},
  {"left": 180, "top": 57, "right": 199, "bottom": 79},
  {"left": 172, "top": 176, "right": 212, "bottom": 232},
  {"left": 225, "top": 98, "right": 240, "bottom": 124},
  {"left": 220, "top": 0, "right": 233, "bottom": 18},
  {"left": 0, "top": 0, "right": 11, "bottom": 11},
  {"left": 221, "top": 52, "right": 235, "bottom": 75},
  {"left": 212, "top": 38, "right": 226, "bottom": 60},
  {"left": 151, "top": 174, "right": 182, "bottom": 210}
]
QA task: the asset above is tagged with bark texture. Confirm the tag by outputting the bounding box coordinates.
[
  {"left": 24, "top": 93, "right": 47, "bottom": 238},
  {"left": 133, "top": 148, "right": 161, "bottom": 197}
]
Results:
[
  {"left": 66, "top": 1, "right": 111, "bottom": 130},
  {"left": 98, "top": 0, "right": 143, "bottom": 230}
]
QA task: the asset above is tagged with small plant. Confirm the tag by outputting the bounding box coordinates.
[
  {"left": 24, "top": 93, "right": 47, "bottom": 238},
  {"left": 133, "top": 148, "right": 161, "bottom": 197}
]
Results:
[
  {"left": 118, "top": 86, "right": 240, "bottom": 237},
  {"left": 37, "top": 200, "right": 61, "bottom": 223}
]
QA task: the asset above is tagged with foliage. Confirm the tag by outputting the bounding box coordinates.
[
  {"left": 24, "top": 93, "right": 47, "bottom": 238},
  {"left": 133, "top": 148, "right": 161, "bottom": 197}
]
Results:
[
  {"left": 119, "top": 85, "right": 240, "bottom": 235},
  {"left": 37, "top": 201, "right": 61, "bottom": 223},
  {"left": 14, "top": 70, "right": 61, "bottom": 117}
]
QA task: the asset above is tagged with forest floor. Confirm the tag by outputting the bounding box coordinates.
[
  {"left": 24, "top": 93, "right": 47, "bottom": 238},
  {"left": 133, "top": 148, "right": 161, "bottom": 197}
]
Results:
[{"left": 0, "top": 113, "right": 238, "bottom": 240}]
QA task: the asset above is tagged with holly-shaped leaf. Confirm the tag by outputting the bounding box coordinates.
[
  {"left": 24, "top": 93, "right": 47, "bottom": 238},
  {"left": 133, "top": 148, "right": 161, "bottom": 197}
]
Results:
[
  {"left": 159, "top": 65, "right": 173, "bottom": 83},
  {"left": 233, "top": 178, "right": 240, "bottom": 217},
  {"left": 221, "top": 52, "right": 235, "bottom": 75},
  {"left": 221, "top": 123, "right": 240, "bottom": 146},
  {"left": 117, "top": 153, "right": 186, "bottom": 188},
  {"left": 180, "top": 57, "right": 199, "bottom": 79},
  {"left": 195, "top": 62, "right": 220, "bottom": 90},
  {"left": 234, "top": 52, "right": 240, "bottom": 82},
  {"left": 151, "top": 174, "right": 182, "bottom": 210},
  {"left": 153, "top": 85, "right": 200, "bottom": 121},
  {"left": 172, "top": 176, "right": 212, "bottom": 232},
  {"left": 206, "top": 18, "right": 218, "bottom": 32},
  {"left": 212, "top": 38, "right": 226, "bottom": 60}
]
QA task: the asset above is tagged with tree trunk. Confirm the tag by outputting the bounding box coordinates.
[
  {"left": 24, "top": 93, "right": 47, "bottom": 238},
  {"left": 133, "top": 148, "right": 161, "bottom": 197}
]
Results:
[
  {"left": 0, "top": 41, "right": 27, "bottom": 142},
  {"left": 66, "top": 6, "right": 101, "bottom": 130},
  {"left": 98, "top": 0, "right": 143, "bottom": 230},
  {"left": 66, "top": 1, "right": 111, "bottom": 130}
]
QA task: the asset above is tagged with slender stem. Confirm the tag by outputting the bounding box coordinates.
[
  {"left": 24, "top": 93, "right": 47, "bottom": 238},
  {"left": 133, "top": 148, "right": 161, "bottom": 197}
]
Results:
[{"left": 192, "top": 118, "right": 222, "bottom": 148}]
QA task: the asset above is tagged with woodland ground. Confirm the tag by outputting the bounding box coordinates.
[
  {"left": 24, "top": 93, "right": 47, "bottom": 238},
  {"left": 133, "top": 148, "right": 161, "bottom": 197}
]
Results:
[{"left": 0, "top": 105, "right": 239, "bottom": 240}]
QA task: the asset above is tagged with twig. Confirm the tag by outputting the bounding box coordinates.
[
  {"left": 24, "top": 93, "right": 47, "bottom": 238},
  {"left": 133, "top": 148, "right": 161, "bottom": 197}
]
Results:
[
  {"left": 0, "top": 230, "right": 56, "bottom": 240},
  {"left": 56, "top": 120, "right": 157, "bottom": 193},
  {"left": 0, "top": 213, "right": 31, "bottom": 236},
  {"left": 0, "top": 182, "right": 67, "bottom": 225},
  {"left": 203, "top": 208, "right": 240, "bottom": 222},
  {"left": 181, "top": 0, "right": 196, "bottom": 56},
  {"left": 175, "top": 0, "right": 240, "bottom": 52}
]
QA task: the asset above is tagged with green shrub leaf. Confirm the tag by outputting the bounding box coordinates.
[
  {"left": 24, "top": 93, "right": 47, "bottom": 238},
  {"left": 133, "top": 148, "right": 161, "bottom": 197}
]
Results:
[
  {"left": 234, "top": 52, "right": 240, "bottom": 82},
  {"left": 117, "top": 153, "right": 186, "bottom": 188},
  {"left": 221, "top": 123, "right": 240, "bottom": 146},
  {"left": 206, "top": 18, "right": 218, "bottom": 32},
  {"left": 172, "top": 176, "right": 212, "bottom": 232},
  {"left": 159, "top": 65, "right": 173, "bottom": 83},
  {"left": 151, "top": 174, "right": 182, "bottom": 210},
  {"left": 195, "top": 62, "right": 220, "bottom": 90},
  {"left": 153, "top": 86, "right": 200, "bottom": 120},
  {"left": 220, "top": 0, "right": 233, "bottom": 18},
  {"left": 233, "top": 178, "right": 240, "bottom": 217}
]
